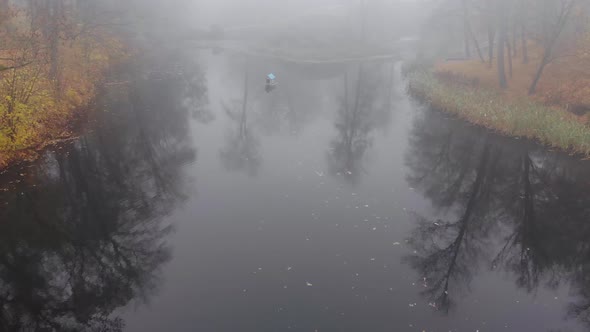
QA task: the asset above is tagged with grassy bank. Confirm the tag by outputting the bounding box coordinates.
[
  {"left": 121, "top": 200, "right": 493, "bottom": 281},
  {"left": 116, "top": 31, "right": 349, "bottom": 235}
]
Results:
[{"left": 408, "top": 71, "right": 590, "bottom": 156}]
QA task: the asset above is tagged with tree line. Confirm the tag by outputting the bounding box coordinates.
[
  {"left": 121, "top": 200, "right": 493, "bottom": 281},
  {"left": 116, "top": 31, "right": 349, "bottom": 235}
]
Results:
[
  {"left": 423, "top": 0, "right": 589, "bottom": 94},
  {"left": 0, "top": 0, "right": 130, "bottom": 156}
]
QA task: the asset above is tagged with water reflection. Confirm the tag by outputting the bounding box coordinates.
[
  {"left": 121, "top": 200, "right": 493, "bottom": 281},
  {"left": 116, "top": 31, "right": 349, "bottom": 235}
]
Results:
[
  {"left": 404, "top": 109, "right": 590, "bottom": 325},
  {"left": 327, "top": 62, "right": 395, "bottom": 185},
  {"left": 181, "top": 56, "right": 213, "bottom": 124},
  {"left": 250, "top": 64, "right": 330, "bottom": 137},
  {"left": 405, "top": 126, "right": 497, "bottom": 313},
  {"left": 218, "top": 58, "right": 347, "bottom": 176},
  {"left": 219, "top": 72, "right": 261, "bottom": 176},
  {"left": 0, "top": 50, "right": 202, "bottom": 331}
]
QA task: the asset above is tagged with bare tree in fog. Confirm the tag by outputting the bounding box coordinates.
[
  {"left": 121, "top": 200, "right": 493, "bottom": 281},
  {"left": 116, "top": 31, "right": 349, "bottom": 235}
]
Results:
[
  {"left": 420, "top": 0, "right": 585, "bottom": 91},
  {"left": 528, "top": 0, "right": 577, "bottom": 94}
]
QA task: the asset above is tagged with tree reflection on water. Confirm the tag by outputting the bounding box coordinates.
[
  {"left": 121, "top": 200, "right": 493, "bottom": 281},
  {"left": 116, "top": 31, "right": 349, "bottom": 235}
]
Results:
[
  {"left": 404, "top": 108, "right": 590, "bottom": 326},
  {"left": 219, "top": 71, "right": 261, "bottom": 177},
  {"left": 0, "top": 49, "right": 203, "bottom": 331},
  {"left": 327, "top": 62, "right": 394, "bottom": 185}
]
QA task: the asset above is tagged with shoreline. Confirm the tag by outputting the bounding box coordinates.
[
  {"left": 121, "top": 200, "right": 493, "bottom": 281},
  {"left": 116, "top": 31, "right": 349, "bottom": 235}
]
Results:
[
  {"left": 0, "top": 89, "right": 102, "bottom": 173},
  {"left": 189, "top": 40, "right": 399, "bottom": 64},
  {"left": 0, "top": 135, "right": 81, "bottom": 174},
  {"left": 407, "top": 71, "right": 590, "bottom": 157}
]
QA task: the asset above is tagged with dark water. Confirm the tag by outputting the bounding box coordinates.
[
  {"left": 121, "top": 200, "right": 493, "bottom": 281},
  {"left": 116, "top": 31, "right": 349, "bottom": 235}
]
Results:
[{"left": 2, "top": 49, "right": 590, "bottom": 332}]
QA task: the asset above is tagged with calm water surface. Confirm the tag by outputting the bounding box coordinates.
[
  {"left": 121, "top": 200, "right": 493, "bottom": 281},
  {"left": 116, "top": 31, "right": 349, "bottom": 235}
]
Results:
[{"left": 2, "top": 49, "right": 590, "bottom": 331}]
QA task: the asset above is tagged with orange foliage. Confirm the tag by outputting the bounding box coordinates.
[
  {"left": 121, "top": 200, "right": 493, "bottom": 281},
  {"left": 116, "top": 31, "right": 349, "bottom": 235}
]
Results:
[
  {"left": 0, "top": 5, "right": 128, "bottom": 170},
  {"left": 435, "top": 41, "right": 590, "bottom": 120}
]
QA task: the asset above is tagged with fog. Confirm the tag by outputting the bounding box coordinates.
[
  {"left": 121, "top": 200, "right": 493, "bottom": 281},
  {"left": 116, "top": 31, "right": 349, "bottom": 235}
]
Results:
[
  {"left": 187, "top": 0, "right": 423, "bottom": 27},
  {"left": 114, "top": 0, "right": 431, "bottom": 44},
  {"left": 3, "top": 0, "right": 590, "bottom": 331}
]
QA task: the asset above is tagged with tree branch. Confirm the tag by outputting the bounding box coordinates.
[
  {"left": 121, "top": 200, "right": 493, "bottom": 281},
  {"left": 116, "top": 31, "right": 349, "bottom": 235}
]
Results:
[{"left": 0, "top": 61, "right": 32, "bottom": 72}]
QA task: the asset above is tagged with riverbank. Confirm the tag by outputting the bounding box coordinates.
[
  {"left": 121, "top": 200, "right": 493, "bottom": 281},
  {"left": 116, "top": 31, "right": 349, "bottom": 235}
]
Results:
[
  {"left": 407, "top": 71, "right": 590, "bottom": 156},
  {"left": 0, "top": 53, "right": 124, "bottom": 172},
  {"left": 191, "top": 39, "right": 398, "bottom": 65},
  {"left": 0, "top": 8, "right": 127, "bottom": 171},
  {"left": 251, "top": 41, "right": 397, "bottom": 64}
]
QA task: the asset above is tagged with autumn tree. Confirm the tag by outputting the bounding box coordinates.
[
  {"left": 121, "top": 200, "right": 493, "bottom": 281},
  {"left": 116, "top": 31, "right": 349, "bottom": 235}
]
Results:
[{"left": 0, "top": 0, "right": 127, "bottom": 152}]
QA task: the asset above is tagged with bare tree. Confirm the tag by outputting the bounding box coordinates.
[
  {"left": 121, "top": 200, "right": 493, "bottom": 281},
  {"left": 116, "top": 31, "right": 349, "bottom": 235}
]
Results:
[
  {"left": 506, "top": 39, "right": 513, "bottom": 78},
  {"left": 486, "top": 0, "right": 496, "bottom": 66},
  {"left": 464, "top": 3, "right": 485, "bottom": 63},
  {"left": 497, "top": 0, "right": 508, "bottom": 88},
  {"left": 521, "top": 7, "right": 529, "bottom": 65},
  {"left": 462, "top": 0, "right": 471, "bottom": 58},
  {"left": 529, "top": 0, "right": 577, "bottom": 95}
]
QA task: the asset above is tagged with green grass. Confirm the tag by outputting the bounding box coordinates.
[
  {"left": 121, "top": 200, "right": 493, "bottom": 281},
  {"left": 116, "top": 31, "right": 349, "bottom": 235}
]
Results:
[{"left": 408, "top": 72, "right": 590, "bottom": 156}]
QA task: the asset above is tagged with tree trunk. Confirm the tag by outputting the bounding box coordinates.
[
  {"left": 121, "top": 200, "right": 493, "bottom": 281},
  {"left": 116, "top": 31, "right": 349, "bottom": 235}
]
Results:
[
  {"left": 49, "top": 0, "right": 62, "bottom": 97},
  {"left": 468, "top": 22, "right": 485, "bottom": 63},
  {"left": 528, "top": 0, "right": 575, "bottom": 94},
  {"left": 506, "top": 40, "right": 513, "bottom": 78},
  {"left": 462, "top": 0, "right": 471, "bottom": 58},
  {"left": 497, "top": 3, "right": 508, "bottom": 89},
  {"left": 487, "top": 26, "right": 495, "bottom": 67},
  {"left": 521, "top": 25, "right": 528, "bottom": 64},
  {"left": 512, "top": 23, "right": 518, "bottom": 56},
  {"left": 528, "top": 52, "right": 550, "bottom": 95}
]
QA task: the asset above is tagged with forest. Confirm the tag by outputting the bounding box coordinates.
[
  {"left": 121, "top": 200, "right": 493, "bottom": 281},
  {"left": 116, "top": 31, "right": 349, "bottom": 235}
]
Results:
[
  {"left": 0, "top": 0, "right": 130, "bottom": 170},
  {"left": 409, "top": 0, "right": 590, "bottom": 156}
]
